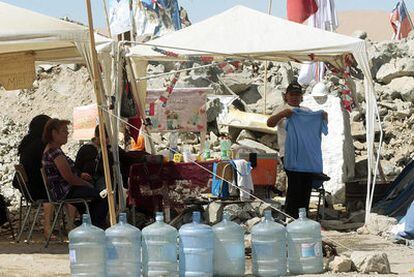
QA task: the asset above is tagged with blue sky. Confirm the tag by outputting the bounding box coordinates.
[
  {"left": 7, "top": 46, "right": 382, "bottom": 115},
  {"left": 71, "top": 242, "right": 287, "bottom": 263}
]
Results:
[{"left": 2, "top": 0, "right": 413, "bottom": 28}]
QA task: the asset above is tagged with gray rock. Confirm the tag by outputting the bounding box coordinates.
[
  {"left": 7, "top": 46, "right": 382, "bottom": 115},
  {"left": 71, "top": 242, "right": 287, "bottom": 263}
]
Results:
[
  {"left": 236, "top": 130, "right": 256, "bottom": 142},
  {"left": 329, "top": 256, "right": 353, "bottom": 273},
  {"left": 376, "top": 57, "right": 414, "bottom": 84},
  {"left": 223, "top": 204, "right": 251, "bottom": 222},
  {"left": 220, "top": 71, "right": 253, "bottom": 94},
  {"left": 207, "top": 202, "right": 223, "bottom": 225},
  {"left": 365, "top": 213, "right": 398, "bottom": 236},
  {"left": 236, "top": 139, "right": 277, "bottom": 154},
  {"left": 350, "top": 251, "right": 391, "bottom": 274},
  {"left": 386, "top": 76, "right": 414, "bottom": 102},
  {"left": 352, "top": 30, "right": 367, "bottom": 39}
]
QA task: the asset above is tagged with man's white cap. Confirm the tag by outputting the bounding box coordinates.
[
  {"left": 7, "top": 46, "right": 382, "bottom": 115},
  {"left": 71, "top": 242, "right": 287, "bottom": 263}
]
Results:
[{"left": 311, "top": 82, "right": 327, "bottom": 97}]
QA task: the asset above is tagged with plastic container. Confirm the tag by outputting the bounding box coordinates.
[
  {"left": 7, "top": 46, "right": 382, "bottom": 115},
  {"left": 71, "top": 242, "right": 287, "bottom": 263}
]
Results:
[
  {"left": 179, "top": 211, "right": 214, "bottom": 277},
  {"left": 212, "top": 212, "right": 245, "bottom": 276},
  {"left": 220, "top": 137, "right": 232, "bottom": 160},
  {"left": 69, "top": 214, "right": 106, "bottom": 276},
  {"left": 105, "top": 213, "right": 141, "bottom": 277},
  {"left": 142, "top": 212, "right": 178, "bottom": 277},
  {"left": 251, "top": 210, "right": 287, "bottom": 277},
  {"left": 286, "top": 208, "right": 324, "bottom": 274}
]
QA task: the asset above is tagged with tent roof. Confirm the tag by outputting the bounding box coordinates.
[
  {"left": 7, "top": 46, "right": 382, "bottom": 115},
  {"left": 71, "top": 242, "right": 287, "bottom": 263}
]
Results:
[
  {"left": 128, "top": 5, "right": 365, "bottom": 63},
  {"left": 0, "top": 1, "right": 111, "bottom": 62}
]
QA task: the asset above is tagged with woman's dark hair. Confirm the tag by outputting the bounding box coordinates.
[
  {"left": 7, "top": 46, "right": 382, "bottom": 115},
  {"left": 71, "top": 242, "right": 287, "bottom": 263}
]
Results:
[
  {"left": 18, "top": 114, "right": 51, "bottom": 154},
  {"left": 42, "top": 118, "right": 71, "bottom": 144}
]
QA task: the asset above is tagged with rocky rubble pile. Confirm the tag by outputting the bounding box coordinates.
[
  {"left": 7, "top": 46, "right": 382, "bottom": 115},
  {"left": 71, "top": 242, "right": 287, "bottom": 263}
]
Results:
[{"left": 1, "top": 34, "right": 414, "bottom": 209}]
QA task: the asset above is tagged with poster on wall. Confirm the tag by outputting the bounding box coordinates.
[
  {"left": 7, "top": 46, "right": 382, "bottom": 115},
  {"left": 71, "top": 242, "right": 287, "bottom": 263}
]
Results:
[
  {"left": 145, "top": 88, "right": 210, "bottom": 133},
  {"left": 72, "top": 104, "right": 99, "bottom": 140}
]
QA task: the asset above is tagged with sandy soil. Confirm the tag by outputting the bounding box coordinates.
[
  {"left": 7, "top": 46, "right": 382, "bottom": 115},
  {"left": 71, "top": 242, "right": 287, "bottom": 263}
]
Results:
[{"left": 0, "top": 228, "right": 413, "bottom": 276}]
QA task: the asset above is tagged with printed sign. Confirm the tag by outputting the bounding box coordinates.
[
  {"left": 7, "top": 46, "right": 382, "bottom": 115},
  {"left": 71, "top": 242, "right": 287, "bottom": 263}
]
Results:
[
  {"left": 0, "top": 53, "right": 35, "bottom": 90},
  {"left": 145, "top": 88, "right": 209, "bottom": 133},
  {"left": 72, "top": 104, "right": 99, "bottom": 140}
]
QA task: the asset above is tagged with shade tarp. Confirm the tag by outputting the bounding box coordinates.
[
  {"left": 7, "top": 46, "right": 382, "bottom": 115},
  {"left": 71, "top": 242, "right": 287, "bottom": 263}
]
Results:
[
  {"left": 127, "top": 5, "right": 382, "bottom": 222},
  {"left": 0, "top": 1, "right": 112, "bottom": 63}
]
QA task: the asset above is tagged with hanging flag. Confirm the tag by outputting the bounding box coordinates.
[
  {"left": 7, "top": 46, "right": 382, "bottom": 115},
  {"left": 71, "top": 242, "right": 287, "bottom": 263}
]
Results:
[
  {"left": 287, "top": 0, "right": 318, "bottom": 23},
  {"left": 390, "top": 0, "right": 413, "bottom": 39},
  {"left": 298, "top": 0, "right": 338, "bottom": 86},
  {"left": 109, "top": 0, "right": 133, "bottom": 35}
]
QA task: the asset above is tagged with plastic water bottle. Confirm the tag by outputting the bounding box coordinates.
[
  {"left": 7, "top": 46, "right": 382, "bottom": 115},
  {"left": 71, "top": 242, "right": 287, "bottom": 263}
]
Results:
[
  {"left": 105, "top": 213, "right": 141, "bottom": 277},
  {"left": 287, "top": 208, "right": 324, "bottom": 274},
  {"left": 212, "top": 212, "right": 245, "bottom": 276},
  {"left": 251, "top": 210, "right": 287, "bottom": 277},
  {"left": 142, "top": 212, "right": 178, "bottom": 277},
  {"left": 69, "top": 214, "right": 106, "bottom": 276},
  {"left": 179, "top": 211, "right": 213, "bottom": 277}
]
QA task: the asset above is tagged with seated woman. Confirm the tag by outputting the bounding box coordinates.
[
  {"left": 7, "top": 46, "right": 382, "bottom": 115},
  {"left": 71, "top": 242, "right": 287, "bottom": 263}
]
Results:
[
  {"left": 13, "top": 114, "right": 54, "bottom": 238},
  {"left": 42, "top": 119, "right": 108, "bottom": 229}
]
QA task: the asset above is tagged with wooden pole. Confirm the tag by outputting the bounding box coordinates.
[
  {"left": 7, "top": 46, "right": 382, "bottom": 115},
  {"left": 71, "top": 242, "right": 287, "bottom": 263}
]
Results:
[
  {"left": 85, "top": 0, "right": 117, "bottom": 226},
  {"left": 263, "top": 0, "right": 273, "bottom": 115},
  {"left": 102, "top": 0, "right": 112, "bottom": 37}
]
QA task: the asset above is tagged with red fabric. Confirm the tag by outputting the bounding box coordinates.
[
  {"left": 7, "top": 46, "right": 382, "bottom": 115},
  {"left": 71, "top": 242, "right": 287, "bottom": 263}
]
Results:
[
  {"left": 287, "top": 0, "right": 318, "bottom": 23},
  {"left": 127, "top": 161, "right": 215, "bottom": 211}
]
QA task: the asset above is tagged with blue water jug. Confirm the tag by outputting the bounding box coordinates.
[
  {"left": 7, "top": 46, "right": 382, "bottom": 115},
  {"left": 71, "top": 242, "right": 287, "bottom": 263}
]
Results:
[
  {"left": 142, "top": 212, "right": 178, "bottom": 277},
  {"left": 287, "top": 208, "right": 324, "bottom": 274},
  {"left": 212, "top": 212, "right": 245, "bottom": 276},
  {"left": 69, "top": 214, "right": 106, "bottom": 276},
  {"left": 179, "top": 211, "right": 214, "bottom": 277},
  {"left": 251, "top": 210, "right": 287, "bottom": 277},
  {"left": 105, "top": 213, "right": 141, "bottom": 276}
]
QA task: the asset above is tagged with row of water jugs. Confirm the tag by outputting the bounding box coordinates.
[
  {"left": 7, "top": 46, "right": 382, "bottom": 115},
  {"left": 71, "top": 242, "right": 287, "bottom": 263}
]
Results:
[{"left": 69, "top": 208, "right": 323, "bottom": 276}]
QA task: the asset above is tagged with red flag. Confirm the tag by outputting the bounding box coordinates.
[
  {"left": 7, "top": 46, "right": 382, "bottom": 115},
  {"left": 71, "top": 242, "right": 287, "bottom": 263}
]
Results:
[
  {"left": 390, "top": 0, "right": 412, "bottom": 39},
  {"left": 287, "top": 0, "right": 319, "bottom": 23}
]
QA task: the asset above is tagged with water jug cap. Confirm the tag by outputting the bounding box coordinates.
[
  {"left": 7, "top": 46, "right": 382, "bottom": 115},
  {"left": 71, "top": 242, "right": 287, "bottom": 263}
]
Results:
[
  {"left": 222, "top": 212, "right": 230, "bottom": 221},
  {"left": 119, "top": 213, "right": 127, "bottom": 224},
  {"left": 155, "top": 212, "right": 164, "bottom": 222},
  {"left": 192, "top": 211, "right": 201, "bottom": 223},
  {"left": 264, "top": 210, "right": 273, "bottom": 221},
  {"left": 82, "top": 214, "right": 91, "bottom": 225},
  {"left": 298, "top": 208, "right": 307, "bottom": 219}
]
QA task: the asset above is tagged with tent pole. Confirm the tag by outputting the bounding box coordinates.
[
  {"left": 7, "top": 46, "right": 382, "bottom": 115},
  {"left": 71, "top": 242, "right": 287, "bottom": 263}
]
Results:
[
  {"left": 102, "top": 0, "right": 112, "bottom": 37},
  {"left": 263, "top": 0, "right": 273, "bottom": 115},
  {"left": 85, "top": 0, "right": 117, "bottom": 226}
]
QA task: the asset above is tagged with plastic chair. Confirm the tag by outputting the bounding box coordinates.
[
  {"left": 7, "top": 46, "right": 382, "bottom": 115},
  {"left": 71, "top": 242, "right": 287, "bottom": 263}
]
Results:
[
  {"left": 0, "top": 193, "right": 15, "bottom": 240},
  {"left": 40, "top": 167, "right": 91, "bottom": 248},
  {"left": 14, "top": 164, "right": 45, "bottom": 243}
]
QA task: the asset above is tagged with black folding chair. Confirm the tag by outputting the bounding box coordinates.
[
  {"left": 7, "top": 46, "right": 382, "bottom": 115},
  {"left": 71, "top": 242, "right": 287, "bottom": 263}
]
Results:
[
  {"left": 0, "top": 193, "right": 15, "bottom": 240},
  {"left": 40, "top": 168, "right": 90, "bottom": 248},
  {"left": 14, "top": 164, "right": 45, "bottom": 243}
]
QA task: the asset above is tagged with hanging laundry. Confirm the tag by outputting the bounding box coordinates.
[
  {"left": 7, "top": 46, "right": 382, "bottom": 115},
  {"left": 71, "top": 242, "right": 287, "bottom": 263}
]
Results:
[
  {"left": 230, "top": 159, "right": 254, "bottom": 201},
  {"left": 109, "top": 0, "right": 134, "bottom": 35},
  {"left": 284, "top": 109, "right": 328, "bottom": 173}
]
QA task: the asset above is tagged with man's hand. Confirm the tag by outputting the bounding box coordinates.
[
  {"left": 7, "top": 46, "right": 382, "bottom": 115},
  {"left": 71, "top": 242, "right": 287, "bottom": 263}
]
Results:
[
  {"left": 80, "top": 172, "right": 93, "bottom": 182},
  {"left": 323, "top": 111, "right": 328, "bottom": 122}
]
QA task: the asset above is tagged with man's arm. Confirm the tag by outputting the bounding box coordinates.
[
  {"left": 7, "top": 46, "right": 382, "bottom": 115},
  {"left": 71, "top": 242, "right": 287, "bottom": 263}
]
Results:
[{"left": 267, "top": 109, "right": 293, "bottom": 127}]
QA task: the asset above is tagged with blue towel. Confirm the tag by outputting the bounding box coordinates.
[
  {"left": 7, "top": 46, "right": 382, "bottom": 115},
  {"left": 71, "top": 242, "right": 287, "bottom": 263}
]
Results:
[{"left": 284, "top": 109, "right": 328, "bottom": 173}]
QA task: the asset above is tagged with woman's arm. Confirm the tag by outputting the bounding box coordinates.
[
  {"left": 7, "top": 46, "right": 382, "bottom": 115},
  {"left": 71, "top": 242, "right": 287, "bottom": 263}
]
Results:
[
  {"left": 267, "top": 109, "right": 293, "bottom": 127},
  {"left": 54, "top": 155, "right": 92, "bottom": 187}
]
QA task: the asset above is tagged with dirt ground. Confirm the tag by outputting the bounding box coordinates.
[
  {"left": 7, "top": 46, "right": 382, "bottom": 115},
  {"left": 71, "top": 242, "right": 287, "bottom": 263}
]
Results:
[{"left": 0, "top": 228, "right": 413, "bottom": 276}]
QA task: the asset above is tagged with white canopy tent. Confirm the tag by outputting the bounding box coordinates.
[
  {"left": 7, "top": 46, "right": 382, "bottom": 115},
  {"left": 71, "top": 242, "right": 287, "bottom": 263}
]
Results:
[
  {"left": 0, "top": 1, "right": 112, "bottom": 62},
  {"left": 127, "top": 5, "right": 382, "bottom": 222},
  {"left": 0, "top": 1, "right": 122, "bottom": 223}
]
